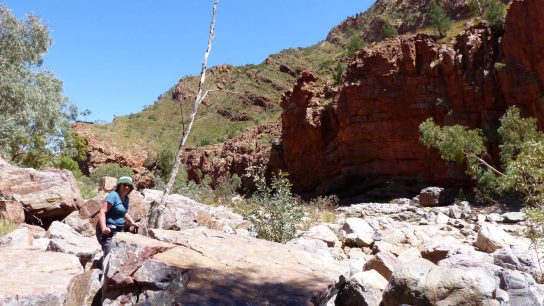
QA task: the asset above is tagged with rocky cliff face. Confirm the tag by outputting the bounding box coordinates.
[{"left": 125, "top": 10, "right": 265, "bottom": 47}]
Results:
[
  {"left": 279, "top": 0, "right": 544, "bottom": 195},
  {"left": 326, "top": 0, "right": 471, "bottom": 44}
]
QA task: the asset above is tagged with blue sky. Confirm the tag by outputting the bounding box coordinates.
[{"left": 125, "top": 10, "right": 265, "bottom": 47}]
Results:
[{"left": 4, "top": 1, "right": 374, "bottom": 122}]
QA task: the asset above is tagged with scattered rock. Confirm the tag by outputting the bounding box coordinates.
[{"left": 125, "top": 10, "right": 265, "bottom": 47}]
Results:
[
  {"left": 363, "top": 251, "right": 399, "bottom": 280},
  {"left": 475, "top": 223, "right": 515, "bottom": 253},
  {"left": 502, "top": 212, "right": 525, "bottom": 223},
  {"left": 46, "top": 221, "right": 101, "bottom": 267}
]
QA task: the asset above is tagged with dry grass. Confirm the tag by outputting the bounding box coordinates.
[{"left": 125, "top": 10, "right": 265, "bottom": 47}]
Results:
[{"left": 0, "top": 217, "right": 16, "bottom": 236}]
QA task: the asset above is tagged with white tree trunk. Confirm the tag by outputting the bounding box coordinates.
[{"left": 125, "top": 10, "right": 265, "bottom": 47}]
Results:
[{"left": 147, "top": 0, "right": 219, "bottom": 230}]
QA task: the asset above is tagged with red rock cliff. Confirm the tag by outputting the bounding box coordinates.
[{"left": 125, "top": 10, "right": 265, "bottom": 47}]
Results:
[{"left": 280, "top": 0, "right": 544, "bottom": 194}]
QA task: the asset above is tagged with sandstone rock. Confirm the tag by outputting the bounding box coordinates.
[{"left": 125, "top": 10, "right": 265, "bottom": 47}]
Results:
[
  {"left": 100, "top": 176, "right": 117, "bottom": 192},
  {"left": 79, "top": 198, "right": 103, "bottom": 219},
  {"left": 142, "top": 189, "right": 248, "bottom": 231},
  {"left": 421, "top": 236, "right": 470, "bottom": 264},
  {"left": 0, "top": 200, "right": 24, "bottom": 224},
  {"left": 419, "top": 187, "right": 455, "bottom": 207},
  {"left": 397, "top": 247, "right": 422, "bottom": 263},
  {"left": 107, "top": 229, "right": 348, "bottom": 305},
  {"left": 335, "top": 270, "right": 388, "bottom": 306},
  {"left": 0, "top": 157, "right": 82, "bottom": 221},
  {"left": 63, "top": 211, "right": 95, "bottom": 237},
  {"left": 475, "top": 223, "right": 515, "bottom": 253},
  {"left": 302, "top": 224, "right": 338, "bottom": 247},
  {"left": 127, "top": 191, "right": 147, "bottom": 223},
  {"left": 382, "top": 258, "right": 497, "bottom": 306},
  {"left": 285, "top": 237, "right": 333, "bottom": 260},
  {"left": 345, "top": 232, "right": 374, "bottom": 248},
  {"left": 486, "top": 213, "right": 503, "bottom": 223},
  {"left": 498, "top": 269, "right": 544, "bottom": 306},
  {"left": 0, "top": 226, "right": 33, "bottom": 248},
  {"left": 0, "top": 248, "right": 82, "bottom": 305},
  {"left": 341, "top": 217, "right": 374, "bottom": 235},
  {"left": 435, "top": 212, "right": 449, "bottom": 224},
  {"left": 363, "top": 250, "right": 399, "bottom": 280},
  {"left": 64, "top": 269, "right": 102, "bottom": 306},
  {"left": 502, "top": 212, "right": 525, "bottom": 223},
  {"left": 46, "top": 221, "right": 101, "bottom": 266}
]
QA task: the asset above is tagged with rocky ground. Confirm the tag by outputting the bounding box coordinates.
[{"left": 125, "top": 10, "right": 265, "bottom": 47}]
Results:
[{"left": 1, "top": 157, "right": 543, "bottom": 305}]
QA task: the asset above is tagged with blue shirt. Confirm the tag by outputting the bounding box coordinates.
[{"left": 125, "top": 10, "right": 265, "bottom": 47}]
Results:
[{"left": 105, "top": 191, "right": 129, "bottom": 227}]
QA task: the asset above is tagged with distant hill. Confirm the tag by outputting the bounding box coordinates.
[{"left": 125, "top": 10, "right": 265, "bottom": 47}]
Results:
[{"left": 73, "top": 0, "right": 473, "bottom": 155}]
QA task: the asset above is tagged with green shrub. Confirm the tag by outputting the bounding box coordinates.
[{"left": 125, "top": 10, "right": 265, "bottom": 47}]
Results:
[
  {"left": 429, "top": 1, "right": 452, "bottom": 37},
  {"left": 245, "top": 165, "right": 303, "bottom": 243},
  {"left": 347, "top": 29, "right": 366, "bottom": 56},
  {"left": 485, "top": 0, "right": 505, "bottom": 31},
  {"left": 334, "top": 62, "right": 344, "bottom": 85},
  {"left": 157, "top": 146, "right": 176, "bottom": 179},
  {"left": 419, "top": 107, "right": 544, "bottom": 274},
  {"left": 77, "top": 175, "right": 98, "bottom": 199},
  {"left": 90, "top": 163, "right": 133, "bottom": 183},
  {"left": 199, "top": 138, "right": 211, "bottom": 147},
  {"left": 0, "top": 217, "right": 16, "bottom": 236},
  {"left": 52, "top": 156, "right": 82, "bottom": 177},
  {"left": 382, "top": 22, "right": 398, "bottom": 39}
]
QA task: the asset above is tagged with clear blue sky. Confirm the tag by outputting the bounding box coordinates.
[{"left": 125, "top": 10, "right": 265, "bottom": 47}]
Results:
[{"left": 4, "top": 1, "right": 374, "bottom": 122}]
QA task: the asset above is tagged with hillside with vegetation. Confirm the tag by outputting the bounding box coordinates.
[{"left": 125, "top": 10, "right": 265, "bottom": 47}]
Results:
[{"left": 74, "top": 0, "right": 481, "bottom": 154}]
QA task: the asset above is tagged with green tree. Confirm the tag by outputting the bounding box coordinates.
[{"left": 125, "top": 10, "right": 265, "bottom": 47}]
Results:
[
  {"left": 429, "top": 1, "right": 452, "bottom": 37},
  {"left": 0, "top": 5, "right": 68, "bottom": 167},
  {"left": 485, "top": 0, "right": 505, "bottom": 30},
  {"left": 420, "top": 107, "right": 544, "bottom": 270},
  {"left": 334, "top": 62, "right": 344, "bottom": 85},
  {"left": 468, "top": 0, "right": 505, "bottom": 30},
  {"left": 347, "top": 29, "right": 365, "bottom": 56},
  {"left": 382, "top": 22, "right": 398, "bottom": 39}
]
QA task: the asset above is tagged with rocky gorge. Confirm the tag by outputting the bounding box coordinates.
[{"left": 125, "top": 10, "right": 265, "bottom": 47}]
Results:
[
  {"left": 73, "top": 0, "right": 544, "bottom": 200},
  {"left": 1, "top": 152, "right": 543, "bottom": 305}
]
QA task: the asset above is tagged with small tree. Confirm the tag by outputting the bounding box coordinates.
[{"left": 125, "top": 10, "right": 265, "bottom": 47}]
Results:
[
  {"left": 382, "top": 22, "right": 398, "bottom": 39},
  {"left": 0, "top": 5, "right": 67, "bottom": 166},
  {"left": 347, "top": 29, "right": 365, "bottom": 56},
  {"left": 485, "top": 0, "right": 505, "bottom": 31},
  {"left": 420, "top": 107, "right": 544, "bottom": 277},
  {"left": 429, "top": 1, "right": 452, "bottom": 37},
  {"left": 80, "top": 109, "right": 92, "bottom": 121},
  {"left": 245, "top": 165, "right": 303, "bottom": 243},
  {"left": 334, "top": 62, "right": 344, "bottom": 85}
]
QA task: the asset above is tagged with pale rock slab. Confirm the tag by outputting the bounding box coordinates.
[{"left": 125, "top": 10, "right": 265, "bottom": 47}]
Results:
[{"left": 0, "top": 248, "right": 82, "bottom": 305}]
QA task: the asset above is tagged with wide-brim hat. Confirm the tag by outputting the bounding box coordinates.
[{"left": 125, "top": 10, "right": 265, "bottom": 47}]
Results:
[{"left": 116, "top": 176, "right": 134, "bottom": 192}]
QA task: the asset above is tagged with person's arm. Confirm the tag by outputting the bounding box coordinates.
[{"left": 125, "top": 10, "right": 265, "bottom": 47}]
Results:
[
  {"left": 99, "top": 201, "right": 113, "bottom": 234},
  {"left": 124, "top": 213, "right": 138, "bottom": 228}
]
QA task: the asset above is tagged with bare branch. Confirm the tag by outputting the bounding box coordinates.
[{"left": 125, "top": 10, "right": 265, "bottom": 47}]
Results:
[{"left": 146, "top": 0, "right": 220, "bottom": 231}]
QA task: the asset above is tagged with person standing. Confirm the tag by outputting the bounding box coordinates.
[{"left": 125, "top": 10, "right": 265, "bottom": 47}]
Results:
[{"left": 96, "top": 176, "right": 139, "bottom": 259}]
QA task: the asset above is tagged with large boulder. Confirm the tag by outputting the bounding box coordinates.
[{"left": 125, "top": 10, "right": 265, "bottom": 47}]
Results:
[
  {"left": 382, "top": 258, "right": 497, "bottom": 306},
  {"left": 0, "top": 157, "right": 82, "bottom": 221},
  {"left": 141, "top": 189, "right": 248, "bottom": 231},
  {"left": 46, "top": 221, "right": 101, "bottom": 266},
  {"left": 335, "top": 270, "right": 388, "bottom": 306},
  {"left": 104, "top": 228, "right": 348, "bottom": 305},
  {"left": 0, "top": 199, "right": 24, "bottom": 224},
  {"left": 0, "top": 248, "right": 83, "bottom": 305},
  {"left": 64, "top": 269, "right": 102, "bottom": 306},
  {"left": 475, "top": 223, "right": 515, "bottom": 253}
]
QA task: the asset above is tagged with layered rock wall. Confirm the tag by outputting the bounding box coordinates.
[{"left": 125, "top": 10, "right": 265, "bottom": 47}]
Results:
[{"left": 280, "top": 1, "right": 544, "bottom": 194}]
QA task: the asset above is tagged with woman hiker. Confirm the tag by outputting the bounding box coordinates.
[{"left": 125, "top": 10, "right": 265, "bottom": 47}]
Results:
[{"left": 96, "top": 176, "right": 139, "bottom": 263}]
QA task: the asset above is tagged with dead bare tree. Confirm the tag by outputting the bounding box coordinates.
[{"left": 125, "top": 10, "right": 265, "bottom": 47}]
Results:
[{"left": 146, "top": 0, "right": 219, "bottom": 230}]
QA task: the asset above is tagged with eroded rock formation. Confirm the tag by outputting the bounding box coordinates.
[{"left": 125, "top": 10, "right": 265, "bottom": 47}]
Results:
[{"left": 279, "top": 1, "right": 544, "bottom": 195}]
